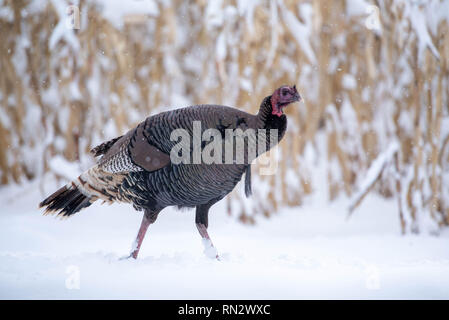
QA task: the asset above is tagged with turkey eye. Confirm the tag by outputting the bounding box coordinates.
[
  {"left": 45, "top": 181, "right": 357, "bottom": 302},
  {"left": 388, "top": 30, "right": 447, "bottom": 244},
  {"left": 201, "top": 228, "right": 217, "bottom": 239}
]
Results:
[{"left": 281, "top": 89, "right": 287, "bottom": 96}]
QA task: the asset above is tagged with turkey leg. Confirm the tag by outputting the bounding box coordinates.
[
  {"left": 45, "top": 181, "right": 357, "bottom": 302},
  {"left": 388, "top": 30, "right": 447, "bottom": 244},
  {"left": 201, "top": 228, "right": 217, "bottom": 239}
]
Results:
[
  {"left": 123, "top": 209, "right": 160, "bottom": 260},
  {"left": 196, "top": 203, "right": 220, "bottom": 260}
]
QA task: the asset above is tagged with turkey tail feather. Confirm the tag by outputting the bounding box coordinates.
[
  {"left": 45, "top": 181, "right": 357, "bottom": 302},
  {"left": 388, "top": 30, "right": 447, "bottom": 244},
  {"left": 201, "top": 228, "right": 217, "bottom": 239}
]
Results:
[{"left": 39, "top": 182, "right": 93, "bottom": 218}]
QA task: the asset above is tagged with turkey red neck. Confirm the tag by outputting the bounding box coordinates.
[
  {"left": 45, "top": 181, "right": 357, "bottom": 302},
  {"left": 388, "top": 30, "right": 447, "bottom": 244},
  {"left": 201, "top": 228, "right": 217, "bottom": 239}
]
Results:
[{"left": 256, "top": 95, "right": 287, "bottom": 129}]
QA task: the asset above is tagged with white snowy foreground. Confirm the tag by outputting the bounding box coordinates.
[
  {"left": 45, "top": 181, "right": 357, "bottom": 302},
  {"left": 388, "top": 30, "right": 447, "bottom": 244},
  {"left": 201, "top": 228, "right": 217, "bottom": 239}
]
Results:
[{"left": 0, "top": 181, "right": 448, "bottom": 299}]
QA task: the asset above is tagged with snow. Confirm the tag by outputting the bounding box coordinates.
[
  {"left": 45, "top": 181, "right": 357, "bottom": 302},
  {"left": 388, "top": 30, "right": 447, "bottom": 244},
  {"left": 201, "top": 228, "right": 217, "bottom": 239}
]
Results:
[
  {"left": 94, "top": 0, "right": 159, "bottom": 29},
  {"left": 0, "top": 5, "right": 13, "bottom": 22},
  {"left": 0, "top": 180, "right": 448, "bottom": 299},
  {"left": 2, "top": 0, "right": 449, "bottom": 300},
  {"left": 49, "top": 19, "right": 79, "bottom": 51},
  {"left": 201, "top": 239, "right": 218, "bottom": 260},
  {"left": 48, "top": 155, "right": 82, "bottom": 181},
  {"left": 346, "top": 0, "right": 371, "bottom": 17},
  {"left": 236, "top": 0, "right": 258, "bottom": 35},
  {"left": 279, "top": 2, "right": 316, "bottom": 65},
  {"left": 349, "top": 141, "right": 399, "bottom": 214},
  {"left": 346, "top": 0, "right": 382, "bottom": 33},
  {"left": 406, "top": 3, "right": 440, "bottom": 63},
  {"left": 49, "top": 0, "right": 80, "bottom": 51},
  {"left": 205, "top": 0, "right": 224, "bottom": 30},
  {"left": 342, "top": 74, "right": 357, "bottom": 90}
]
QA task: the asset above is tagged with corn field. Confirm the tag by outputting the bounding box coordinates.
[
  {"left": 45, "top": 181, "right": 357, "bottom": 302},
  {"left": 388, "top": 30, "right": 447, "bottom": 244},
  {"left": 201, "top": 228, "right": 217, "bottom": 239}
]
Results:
[{"left": 0, "top": 0, "right": 448, "bottom": 233}]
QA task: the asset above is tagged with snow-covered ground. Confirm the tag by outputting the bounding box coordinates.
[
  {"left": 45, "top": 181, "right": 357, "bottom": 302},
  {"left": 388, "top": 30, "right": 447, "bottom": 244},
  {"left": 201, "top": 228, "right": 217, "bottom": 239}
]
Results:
[{"left": 0, "top": 180, "right": 448, "bottom": 299}]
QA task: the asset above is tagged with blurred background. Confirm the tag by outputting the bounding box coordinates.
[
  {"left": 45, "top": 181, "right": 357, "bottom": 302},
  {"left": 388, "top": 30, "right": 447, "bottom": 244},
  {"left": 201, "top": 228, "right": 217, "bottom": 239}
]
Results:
[{"left": 0, "top": 0, "right": 448, "bottom": 233}]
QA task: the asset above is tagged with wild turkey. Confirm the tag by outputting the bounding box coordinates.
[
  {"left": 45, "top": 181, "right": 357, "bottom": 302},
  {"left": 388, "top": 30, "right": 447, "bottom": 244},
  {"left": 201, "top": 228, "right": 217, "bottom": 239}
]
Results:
[{"left": 39, "top": 85, "right": 301, "bottom": 259}]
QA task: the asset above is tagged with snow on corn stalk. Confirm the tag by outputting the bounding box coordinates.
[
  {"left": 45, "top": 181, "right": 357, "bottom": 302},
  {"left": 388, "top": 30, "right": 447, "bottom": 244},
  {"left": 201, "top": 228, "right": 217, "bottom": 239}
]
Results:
[
  {"left": 348, "top": 141, "right": 399, "bottom": 216},
  {"left": 0, "top": 0, "right": 448, "bottom": 233}
]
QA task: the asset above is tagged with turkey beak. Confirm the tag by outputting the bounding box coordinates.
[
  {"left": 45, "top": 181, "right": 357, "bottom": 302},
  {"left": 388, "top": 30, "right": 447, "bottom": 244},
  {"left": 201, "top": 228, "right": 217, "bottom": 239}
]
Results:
[{"left": 293, "top": 85, "right": 301, "bottom": 102}]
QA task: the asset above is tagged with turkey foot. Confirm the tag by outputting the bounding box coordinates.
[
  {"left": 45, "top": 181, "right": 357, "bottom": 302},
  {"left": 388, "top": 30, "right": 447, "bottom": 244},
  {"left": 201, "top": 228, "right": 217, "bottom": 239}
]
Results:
[{"left": 196, "top": 223, "right": 220, "bottom": 260}]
